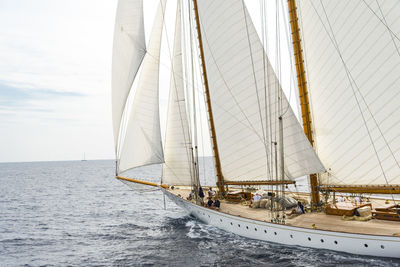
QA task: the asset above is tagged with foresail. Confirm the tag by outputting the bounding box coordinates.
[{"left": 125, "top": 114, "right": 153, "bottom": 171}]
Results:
[
  {"left": 118, "top": 0, "right": 166, "bottom": 173},
  {"left": 162, "top": 0, "right": 193, "bottom": 186},
  {"left": 196, "top": 0, "right": 325, "bottom": 182},
  {"left": 112, "top": 0, "right": 145, "bottom": 152},
  {"left": 298, "top": 0, "right": 400, "bottom": 185}
]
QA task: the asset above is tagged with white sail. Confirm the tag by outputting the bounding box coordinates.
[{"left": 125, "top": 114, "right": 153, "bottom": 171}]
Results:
[
  {"left": 298, "top": 0, "right": 400, "bottom": 185},
  {"left": 118, "top": 0, "right": 166, "bottom": 173},
  {"left": 162, "top": 1, "right": 193, "bottom": 186},
  {"left": 196, "top": 0, "right": 325, "bottom": 182},
  {"left": 112, "top": 0, "right": 145, "bottom": 152}
]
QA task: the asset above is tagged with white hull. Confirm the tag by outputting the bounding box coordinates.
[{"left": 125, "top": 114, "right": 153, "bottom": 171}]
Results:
[{"left": 163, "top": 189, "right": 400, "bottom": 258}]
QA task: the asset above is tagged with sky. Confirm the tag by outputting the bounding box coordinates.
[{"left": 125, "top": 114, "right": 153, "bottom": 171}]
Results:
[
  {"left": 0, "top": 0, "right": 297, "bottom": 163},
  {"left": 0, "top": 0, "right": 117, "bottom": 162}
]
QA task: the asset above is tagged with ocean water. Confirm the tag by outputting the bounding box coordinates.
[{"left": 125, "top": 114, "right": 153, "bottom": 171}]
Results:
[{"left": 1, "top": 160, "right": 400, "bottom": 266}]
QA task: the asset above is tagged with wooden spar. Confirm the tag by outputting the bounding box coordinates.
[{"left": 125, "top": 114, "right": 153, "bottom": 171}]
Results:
[
  {"left": 192, "top": 0, "right": 225, "bottom": 194},
  {"left": 319, "top": 185, "right": 400, "bottom": 194},
  {"left": 224, "top": 180, "right": 295, "bottom": 186},
  {"left": 287, "top": 0, "right": 320, "bottom": 205},
  {"left": 116, "top": 176, "right": 169, "bottom": 189}
]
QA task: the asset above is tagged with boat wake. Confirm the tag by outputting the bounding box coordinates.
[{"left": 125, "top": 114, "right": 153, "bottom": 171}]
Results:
[{"left": 167, "top": 214, "right": 400, "bottom": 266}]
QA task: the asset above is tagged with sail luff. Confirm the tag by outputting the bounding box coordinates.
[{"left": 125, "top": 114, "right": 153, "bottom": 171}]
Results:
[
  {"left": 112, "top": 0, "right": 146, "bottom": 154},
  {"left": 117, "top": 0, "right": 166, "bottom": 173},
  {"left": 287, "top": 0, "right": 320, "bottom": 205},
  {"left": 297, "top": 0, "right": 400, "bottom": 186},
  {"left": 196, "top": 0, "right": 325, "bottom": 182},
  {"left": 162, "top": 0, "right": 194, "bottom": 186},
  {"left": 192, "top": 0, "right": 225, "bottom": 193}
]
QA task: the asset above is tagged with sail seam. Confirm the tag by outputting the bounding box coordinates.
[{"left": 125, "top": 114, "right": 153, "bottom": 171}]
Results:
[
  {"left": 314, "top": 0, "right": 396, "bottom": 203},
  {"left": 361, "top": 0, "right": 400, "bottom": 43},
  {"left": 197, "top": 8, "right": 265, "bottom": 143}
]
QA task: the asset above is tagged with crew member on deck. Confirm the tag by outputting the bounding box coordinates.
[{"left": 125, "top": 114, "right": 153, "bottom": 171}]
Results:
[
  {"left": 297, "top": 201, "right": 305, "bottom": 214},
  {"left": 252, "top": 193, "right": 261, "bottom": 203},
  {"left": 187, "top": 190, "right": 194, "bottom": 201},
  {"left": 354, "top": 196, "right": 361, "bottom": 205},
  {"left": 208, "top": 187, "right": 215, "bottom": 198},
  {"left": 214, "top": 197, "right": 220, "bottom": 210},
  {"left": 199, "top": 187, "right": 205, "bottom": 203},
  {"left": 207, "top": 197, "right": 214, "bottom": 208}
]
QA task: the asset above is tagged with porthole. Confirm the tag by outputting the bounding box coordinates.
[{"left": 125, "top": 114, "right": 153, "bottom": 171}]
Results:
[
  {"left": 264, "top": 230, "right": 267, "bottom": 233},
  {"left": 364, "top": 244, "right": 368, "bottom": 248},
  {"left": 230, "top": 222, "right": 233, "bottom": 225},
  {"left": 381, "top": 245, "right": 385, "bottom": 249},
  {"left": 320, "top": 239, "right": 324, "bottom": 243},
  {"left": 334, "top": 241, "right": 338, "bottom": 245},
  {"left": 220, "top": 219, "right": 222, "bottom": 222},
  {"left": 238, "top": 224, "right": 241, "bottom": 227},
  {"left": 246, "top": 226, "right": 249, "bottom": 229},
  {"left": 308, "top": 237, "right": 311, "bottom": 241},
  {"left": 274, "top": 232, "right": 277, "bottom": 235},
  {"left": 254, "top": 228, "right": 257, "bottom": 231},
  {"left": 290, "top": 234, "right": 293, "bottom": 238}
]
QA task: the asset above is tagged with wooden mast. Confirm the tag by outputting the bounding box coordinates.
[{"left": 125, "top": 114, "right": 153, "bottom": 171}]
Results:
[
  {"left": 287, "top": 0, "right": 320, "bottom": 206},
  {"left": 192, "top": 0, "right": 225, "bottom": 194}
]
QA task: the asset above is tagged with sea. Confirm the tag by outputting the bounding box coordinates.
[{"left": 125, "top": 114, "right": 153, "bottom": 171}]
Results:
[{"left": 1, "top": 159, "right": 400, "bottom": 267}]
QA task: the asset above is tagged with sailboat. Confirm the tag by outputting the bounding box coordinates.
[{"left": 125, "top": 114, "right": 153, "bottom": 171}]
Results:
[{"left": 111, "top": 0, "right": 400, "bottom": 258}]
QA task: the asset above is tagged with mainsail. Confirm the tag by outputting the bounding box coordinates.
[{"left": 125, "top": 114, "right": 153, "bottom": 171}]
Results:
[
  {"left": 109, "top": 1, "right": 400, "bottom": 257},
  {"left": 298, "top": 0, "right": 400, "bottom": 186},
  {"left": 196, "top": 0, "right": 326, "bottom": 182},
  {"left": 112, "top": 0, "right": 146, "bottom": 152},
  {"left": 117, "top": 0, "right": 166, "bottom": 173},
  {"left": 162, "top": 0, "right": 193, "bottom": 186}
]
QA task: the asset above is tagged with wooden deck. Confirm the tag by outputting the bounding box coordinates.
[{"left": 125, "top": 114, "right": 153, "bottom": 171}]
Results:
[{"left": 168, "top": 187, "right": 400, "bottom": 237}]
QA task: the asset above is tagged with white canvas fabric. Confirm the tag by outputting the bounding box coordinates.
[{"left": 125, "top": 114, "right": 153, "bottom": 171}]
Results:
[
  {"left": 298, "top": 0, "right": 400, "bottom": 185},
  {"left": 112, "top": 0, "right": 146, "bottom": 152},
  {"left": 197, "top": 0, "right": 325, "bottom": 182},
  {"left": 118, "top": 0, "right": 166, "bottom": 173},
  {"left": 162, "top": 0, "right": 194, "bottom": 186}
]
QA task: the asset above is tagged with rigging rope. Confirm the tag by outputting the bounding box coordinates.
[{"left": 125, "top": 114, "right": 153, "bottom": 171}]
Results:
[
  {"left": 241, "top": 1, "right": 268, "bottom": 150},
  {"left": 197, "top": 15, "right": 267, "bottom": 144},
  {"left": 160, "top": 0, "right": 194, "bottom": 186},
  {"left": 362, "top": 0, "right": 400, "bottom": 43},
  {"left": 182, "top": 0, "right": 199, "bottom": 190},
  {"left": 242, "top": 1, "right": 275, "bottom": 185},
  {"left": 259, "top": 0, "right": 273, "bottom": 185},
  {"left": 374, "top": 0, "right": 400, "bottom": 58},
  {"left": 279, "top": 0, "right": 296, "bottom": 117},
  {"left": 313, "top": 0, "right": 397, "bottom": 204}
]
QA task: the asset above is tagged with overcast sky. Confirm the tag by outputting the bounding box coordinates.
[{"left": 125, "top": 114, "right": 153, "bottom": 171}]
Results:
[
  {"left": 0, "top": 0, "right": 118, "bottom": 162},
  {"left": 0, "top": 0, "right": 296, "bottom": 163}
]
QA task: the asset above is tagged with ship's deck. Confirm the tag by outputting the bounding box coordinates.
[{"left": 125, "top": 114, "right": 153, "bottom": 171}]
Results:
[{"left": 167, "top": 187, "right": 400, "bottom": 237}]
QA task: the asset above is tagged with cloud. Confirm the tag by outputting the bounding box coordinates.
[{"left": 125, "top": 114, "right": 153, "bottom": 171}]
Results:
[
  {"left": 0, "top": 82, "right": 85, "bottom": 109},
  {"left": 0, "top": 0, "right": 118, "bottom": 162},
  {"left": 0, "top": 0, "right": 115, "bottom": 96}
]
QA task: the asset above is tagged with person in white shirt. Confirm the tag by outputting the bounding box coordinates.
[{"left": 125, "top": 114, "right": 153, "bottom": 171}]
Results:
[
  {"left": 253, "top": 193, "right": 261, "bottom": 202},
  {"left": 208, "top": 187, "right": 215, "bottom": 198},
  {"left": 354, "top": 196, "right": 361, "bottom": 205},
  {"left": 337, "top": 195, "right": 344, "bottom": 203}
]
